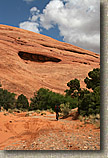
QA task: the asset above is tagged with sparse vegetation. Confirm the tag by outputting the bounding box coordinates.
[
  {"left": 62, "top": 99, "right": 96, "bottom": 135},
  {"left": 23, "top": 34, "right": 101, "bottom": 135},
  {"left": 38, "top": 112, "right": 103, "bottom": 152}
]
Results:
[
  {"left": 0, "top": 84, "right": 16, "bottom": 111},
  {"left": 13, "top": 108, "right": 21, "bottom": 113},
  {"left": 16, "top": 94, "right": 29, "bottom": 110},
  {"left": 60, "top": 102, "right": 70, "bottom": 117},
  {"left": 84, "top": 68, "right": 100, "bottom": 90},
  {"left": 29, "top": 88, "right": 77, "bottom": 111},
  {"left": 65, "top": 68, "right": 100, "bottom": 117},
  {"left": 36, "top": 109, "right": 41, "bottom": 114},
  {"left": 0, "top": 68, "right": 100, "bottom": 120},
  {"left": 78, "top": 114, "right": 100, "bottom": 128},
  {"left": 47, "top": 108, "right": 54, "bottom": 114},
  {"left": 8, "top": 109, "right": 13, "bottom": 113},
  {"left": 78, "top": 115, "right": 83, "bottom": 122}
]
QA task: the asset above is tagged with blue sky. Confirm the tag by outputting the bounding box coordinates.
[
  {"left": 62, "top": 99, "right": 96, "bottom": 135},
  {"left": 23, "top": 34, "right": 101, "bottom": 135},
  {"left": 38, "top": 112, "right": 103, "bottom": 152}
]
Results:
[
  {"left": 0, "top": 0, "right": 49, "bottom": 27},
  {"left": 0, "top": 0, "right": 100, "bottom": 53}
]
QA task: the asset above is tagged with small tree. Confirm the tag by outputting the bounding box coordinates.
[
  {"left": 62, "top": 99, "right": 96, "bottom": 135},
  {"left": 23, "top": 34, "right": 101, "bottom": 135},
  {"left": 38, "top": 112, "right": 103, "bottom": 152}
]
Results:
[
  {"left": 84, "top": 68, "right": 100, "bottom": 90},
  {"left": 65, "top": 78, "right": 81, "bottom": 97},
  {"left": 16, "top": 94, "right": 29, "bottom": 110},
  {"left": 65, "top": 68, "right": 100, "bottom": 116},
  {"left": 78, "top": 68, "right": 100, "bottom": 116},
  {"left": 0, "top": 89, "right": 16, "bottom": 110},
  {"left": 78, "top": 86, "right": 100, "bottom": 116}
]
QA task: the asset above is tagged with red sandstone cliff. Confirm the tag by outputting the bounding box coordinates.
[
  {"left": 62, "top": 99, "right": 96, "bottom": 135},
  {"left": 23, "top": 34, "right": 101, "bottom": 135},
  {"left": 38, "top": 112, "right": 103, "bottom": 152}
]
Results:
[{"left": 0, "top": 24, "right": 100, "bottom": 99}]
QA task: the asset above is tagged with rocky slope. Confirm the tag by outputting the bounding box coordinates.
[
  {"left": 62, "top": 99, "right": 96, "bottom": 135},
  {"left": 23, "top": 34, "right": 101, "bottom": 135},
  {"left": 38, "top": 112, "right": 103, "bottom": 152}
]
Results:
[{"left": 0, "top": 24, "right": 100, "bottom": 99}]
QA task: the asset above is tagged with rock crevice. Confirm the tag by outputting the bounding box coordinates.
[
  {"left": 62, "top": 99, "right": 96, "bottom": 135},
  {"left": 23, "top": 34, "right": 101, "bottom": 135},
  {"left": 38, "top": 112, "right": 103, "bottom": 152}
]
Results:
[{"left": 18, "top": 51, "right": 61, "bottom": 63}]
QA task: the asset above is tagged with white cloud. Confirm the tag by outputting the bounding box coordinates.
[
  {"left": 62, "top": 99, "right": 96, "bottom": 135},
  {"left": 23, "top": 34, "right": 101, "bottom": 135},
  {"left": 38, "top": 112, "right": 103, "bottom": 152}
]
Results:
[
  {"left": 19, "top": 0, "right": 100, "bottom": 53},
  {"left": 39, "top": 0, "right": 100, "bottom": 53},
  {"left": 19, "top": 21, "right": 40, "bottom": 33},
  {"left": 30, "top": 7, "right": 40, "bottom": 14},
  {"left": 29, "top": 7, "right": 40, "bottom": 22},
  {"left": 19, "top": 7, "right": 40, "bottom": 33}
]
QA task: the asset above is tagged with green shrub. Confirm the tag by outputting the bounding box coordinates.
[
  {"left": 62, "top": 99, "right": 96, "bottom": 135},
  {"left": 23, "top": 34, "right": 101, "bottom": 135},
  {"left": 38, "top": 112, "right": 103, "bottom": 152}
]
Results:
[
  {"left": 65, "top": 78, "right": 81, "bottom": 97},
  {"left": 84, "top": 68, "right": 100, "bottom": 90},
  {"left": 78, "top": 115, "right": 83, "bottom": 122},
  {"left": 0, "top": 88, "right": 16, "bottom": 111},
  {"left": 78, "top": 86, "right": 100, "bottom": 116},
  {"left": 65, "top": 68, "right": 100, "bottom": 117},
  {"left": 30, "top": 88, "right": 77, "bottom": 111},
  {"left": 13, "top": 108, "right": 21, "bottom": 113},
  {"left": 60, "top": 102, "right": 70, "bottom": 117},
  {"left": 16, "top": 94, "right": 29, "bottom": 110}
]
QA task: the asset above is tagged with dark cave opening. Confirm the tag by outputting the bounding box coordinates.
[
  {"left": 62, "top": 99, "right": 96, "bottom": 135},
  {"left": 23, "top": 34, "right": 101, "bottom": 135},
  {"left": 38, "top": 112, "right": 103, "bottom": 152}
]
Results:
[{"left": 18, "top": 51, "right": 61, "bottom": 63}]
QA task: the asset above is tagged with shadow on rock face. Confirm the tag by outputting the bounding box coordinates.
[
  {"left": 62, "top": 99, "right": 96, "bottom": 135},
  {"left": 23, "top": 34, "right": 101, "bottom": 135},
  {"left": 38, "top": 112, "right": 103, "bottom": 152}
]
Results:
[{"left": 18, "top": 51, "right": 61, "bottom": 63}]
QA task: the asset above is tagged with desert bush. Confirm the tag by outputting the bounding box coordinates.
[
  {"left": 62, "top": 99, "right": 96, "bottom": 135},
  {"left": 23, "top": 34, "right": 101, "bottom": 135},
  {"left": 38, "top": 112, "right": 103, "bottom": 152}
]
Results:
[
  {"left": 78, "top": 114, "right": 100, "bottom": 128},
  {"left": 88, "top": 114, "right": 100, "bottom": 123},
  {"left": 36, "top": 109, "right": 41, "bottom": 114},
  {"left": 65, "top": 68, "right": 100, "bottom": 117},
  {"left": 0, "top": 106, "right": 5, "bottom": 112},
  {"left": 94, "top": 120, "right": 100, "bottom": 128},
  {"left": 30, "top": 88, "right": 77, "bottom": 111},
  {"left": 84, "top": 68, "right": 100, "bottom": 90},
  {"left": 95, "top": 114, "right": 100, "bottom": 119},
  {"left": 89, "top": 114, "right": 100, "bottom": 128},
  {"left": 78, "top": 86, "right": 100, "bottom": 116},
  {"left": 65, "top": 78, "right": 81, "bottom": 97},
  {"left": 78, "top": 115, "right": 83, "bottom": 122},
  {"left": 60, "top": 102, "right": 70, "bottom": 117},
  {"left": 47, "top": 108, "right": 54, "bottom": 114},
  {"left": 13, "top": 108, "right": 21, "bottom": 113},
  {"left": 16, "top": 94, "right": 29, "bottom": 110},
  {"left": 8, "top": 109, "right": 14, "bottom": 113},
  {"left": 20, "top": 108, "right": 28, "bottom": 112},
  {"left": 0, "top": 88, "right": 16, "bottom": 110}
]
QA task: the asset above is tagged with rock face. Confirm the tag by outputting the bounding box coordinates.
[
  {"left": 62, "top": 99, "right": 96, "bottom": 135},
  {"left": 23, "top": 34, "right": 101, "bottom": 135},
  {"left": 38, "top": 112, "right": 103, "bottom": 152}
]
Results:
[{"left": 0, "top": 24, "right": 100, "bottom": 99}]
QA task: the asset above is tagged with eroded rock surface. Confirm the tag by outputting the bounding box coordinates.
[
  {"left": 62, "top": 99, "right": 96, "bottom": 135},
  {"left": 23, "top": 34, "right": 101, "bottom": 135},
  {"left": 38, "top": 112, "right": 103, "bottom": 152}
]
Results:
[
  {"left": 0, "top": 25, "right": 100, "bottom": 98},
  {"left": 18, "top": 51, "right": 61, "bottom": 63}
]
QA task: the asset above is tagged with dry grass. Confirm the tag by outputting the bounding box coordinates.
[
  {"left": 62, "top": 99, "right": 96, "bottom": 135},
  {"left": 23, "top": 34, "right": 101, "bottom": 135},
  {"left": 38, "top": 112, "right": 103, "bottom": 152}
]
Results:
[{"left": 78, "top": 114, "right": 100, "bottom": 128}]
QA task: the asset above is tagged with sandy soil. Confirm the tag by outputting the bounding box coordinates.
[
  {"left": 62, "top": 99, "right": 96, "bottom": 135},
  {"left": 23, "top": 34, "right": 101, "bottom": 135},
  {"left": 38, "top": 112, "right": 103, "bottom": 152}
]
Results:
[{"left": 0, "top": 111, "right": 100, "bottom": 150}]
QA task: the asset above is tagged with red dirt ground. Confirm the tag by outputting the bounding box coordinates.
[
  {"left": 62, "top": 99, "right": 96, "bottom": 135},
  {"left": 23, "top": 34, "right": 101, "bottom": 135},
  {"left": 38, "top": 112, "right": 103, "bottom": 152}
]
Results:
[{"left": 0, "top": 111, "right": 100, "bottom": 150}]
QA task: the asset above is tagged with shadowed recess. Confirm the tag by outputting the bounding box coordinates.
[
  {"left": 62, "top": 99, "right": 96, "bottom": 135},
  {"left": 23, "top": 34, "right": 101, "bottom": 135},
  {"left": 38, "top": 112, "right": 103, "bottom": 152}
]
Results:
[{"left": 18, "top": 51, "right": 61, "bottom": 63}]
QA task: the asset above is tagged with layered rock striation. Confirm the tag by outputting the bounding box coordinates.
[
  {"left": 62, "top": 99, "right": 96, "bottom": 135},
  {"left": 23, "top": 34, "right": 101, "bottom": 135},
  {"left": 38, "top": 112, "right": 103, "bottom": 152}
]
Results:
[{"left": 0, "top": 24, "right": 100, "bottom": 98}]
